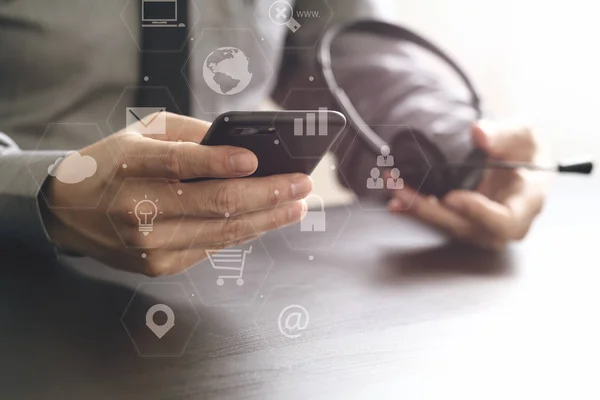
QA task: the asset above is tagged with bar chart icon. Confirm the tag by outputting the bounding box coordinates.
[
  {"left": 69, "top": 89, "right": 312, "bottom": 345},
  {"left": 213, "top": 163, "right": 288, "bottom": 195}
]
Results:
[{"left": 294, "top": 108, "right": 328, "bottom": 136}]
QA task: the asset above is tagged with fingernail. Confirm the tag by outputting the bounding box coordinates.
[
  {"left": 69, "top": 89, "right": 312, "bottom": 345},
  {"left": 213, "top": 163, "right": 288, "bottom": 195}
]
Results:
[
  {"left": 300, "top": 199, "right": 308, "bottom": 217},
  {"left": 291, "top": 176, "right": 313, "bottom": 198},
  {"left": 227, "top": 151, "right": 257, "bottom": 173}
]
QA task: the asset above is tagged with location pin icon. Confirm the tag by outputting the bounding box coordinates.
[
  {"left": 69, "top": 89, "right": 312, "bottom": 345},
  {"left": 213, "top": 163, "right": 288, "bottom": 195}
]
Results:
[{"left": 146, "top": 304, "right": 175, "bottom": 339}]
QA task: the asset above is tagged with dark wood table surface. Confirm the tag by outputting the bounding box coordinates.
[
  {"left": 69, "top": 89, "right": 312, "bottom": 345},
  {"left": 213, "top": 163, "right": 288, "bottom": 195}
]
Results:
[{"left": 2, "top": 176, "right": 599, "bottom": 400}]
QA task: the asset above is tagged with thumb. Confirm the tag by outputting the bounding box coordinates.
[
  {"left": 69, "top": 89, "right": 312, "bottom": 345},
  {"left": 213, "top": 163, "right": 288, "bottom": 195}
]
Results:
[
  {"left": 174, "top": 115, "right": 213, "bottom": 143},
  {"left": 473, "top": 120, "right": 536, "bottom": 162},
  {"left": 126, "top": 112, "right": 213, "bottom": 143},
  {"left": 444, "top": 189, "right": 512, "bottom": 237},
  {"left": 119, "top": 135, "right": 258, "bottom": 179}
]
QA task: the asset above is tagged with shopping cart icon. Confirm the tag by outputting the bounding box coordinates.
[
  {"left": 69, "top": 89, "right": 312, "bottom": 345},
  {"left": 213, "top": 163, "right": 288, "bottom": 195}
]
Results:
[{"left": 205, "top": 246, "right": 253, "bottom": 287}]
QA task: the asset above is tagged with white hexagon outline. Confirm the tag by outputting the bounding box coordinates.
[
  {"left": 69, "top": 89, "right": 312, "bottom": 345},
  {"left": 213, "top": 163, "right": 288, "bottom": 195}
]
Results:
[
  {"left": 106, "top": 178, "right": 186, "bottom": 250},
  {"left": 120, "top": 0, "right": 202, "bottom": 53},
  {"left": 338, "top": 124, "right": 432, "bottom": 212},
  {"left": 253, "top": 284, "right": 322, "bottom": 360},
  {"left": 105, "top": 85, "right": 198, "bottom": 160},
  {"left": 182, "top": 28, "right": 275, "bottom": 115},
  {"left": 106, "top": 85, "right": 184, "bottom": 144},
  {"left": 184, "top": 292, "right": 266, "bottom": 340},
  {"left": 120, "top": 282, "right": 201, "bottom": 358},
  {"left": 184, "top": 220, "right": 275, "bottom": 308},
  {"left": 271, "top": 87, "right": 351, "bottom": 160},
  {"left": 26, "top": 122, "right": 118, "bottom": 210},
  {"left": 252, "top": 0, "right": 334, "bottom": 50},
  {"left": 274, "top": 190, "right": 352, "bottom": 251}
]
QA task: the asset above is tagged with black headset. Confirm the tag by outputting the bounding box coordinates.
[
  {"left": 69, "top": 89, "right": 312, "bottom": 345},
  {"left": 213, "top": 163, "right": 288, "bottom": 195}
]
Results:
[{"left": 318, "top": 19, "right": 592, "bottom": 197}]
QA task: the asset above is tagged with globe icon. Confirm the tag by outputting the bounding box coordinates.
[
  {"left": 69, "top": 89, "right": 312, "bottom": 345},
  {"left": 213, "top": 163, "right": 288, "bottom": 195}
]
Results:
[{"left": 203, "top": 47, "right": 253, "bottom": 96}]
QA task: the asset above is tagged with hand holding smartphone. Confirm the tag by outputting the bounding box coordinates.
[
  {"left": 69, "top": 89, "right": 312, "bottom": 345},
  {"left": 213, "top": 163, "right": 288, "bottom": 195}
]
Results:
[{"left": 184, "top": 110, "right": 347, "bottom": 181}]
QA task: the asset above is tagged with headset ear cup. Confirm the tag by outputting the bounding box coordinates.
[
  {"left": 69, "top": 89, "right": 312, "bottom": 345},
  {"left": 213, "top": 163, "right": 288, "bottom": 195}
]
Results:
[{"left": 390, "top": 131, "right": 486, "bottom": 198}]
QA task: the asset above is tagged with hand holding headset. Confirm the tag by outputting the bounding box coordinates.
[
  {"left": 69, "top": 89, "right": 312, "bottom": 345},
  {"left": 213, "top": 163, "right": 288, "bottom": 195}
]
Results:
[{"left": 318, "top": 19, "right": 593, "bottom": 197}]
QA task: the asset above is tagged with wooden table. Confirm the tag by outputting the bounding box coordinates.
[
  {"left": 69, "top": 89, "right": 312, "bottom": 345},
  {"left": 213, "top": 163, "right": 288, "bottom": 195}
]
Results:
[{"left": 2, "top": 176, "right": 599, "bottom": 400}]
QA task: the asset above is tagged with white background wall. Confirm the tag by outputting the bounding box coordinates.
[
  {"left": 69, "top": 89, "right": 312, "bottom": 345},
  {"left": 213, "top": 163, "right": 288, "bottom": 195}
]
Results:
[
  {"left": 312, "top": 0, "right": 599, "bottom": 203},
  {"left": 392, "top": 0, "right": 600, "bottom": 159}
]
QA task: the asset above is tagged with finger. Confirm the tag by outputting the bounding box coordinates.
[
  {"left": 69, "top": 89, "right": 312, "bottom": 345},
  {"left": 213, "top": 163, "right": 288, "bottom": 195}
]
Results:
[
  {"left": 187, "top": 200, "right": 307, "bottom": 247},
  {"left": 138, "top": 200, "right": 306, "bottom": 251},
  {"left": 107, "top": 180, "right": 185, "bottom": 224},
  {"left": 95, "top": 246, "right": 189, "bottom": 277},
  {"left": 498, "top": 184, "right": 545, "bottom": 239},
  {"left": 445, "top": 187, "right": 544, "bottom": 240},
  {"left": 443, "top": 190, "right": 515, "bottom": 239},
  {"left": 119, "top": 135, "right": 258, "bottom": 179},
  {"left": 389, "top": 188, "right": 473, "bottom": 238},
  {"left": 473, "top": 120, "right": 536, "bottom": 162},
  {"left": 175, "top": 225, "right": 263, "bottom": 252},
  {"left": 135, "top": 249, "right": 192, "bottom": 277},
  {"left": 111, "top": 209, "right": 269, "bottom": 251},
  {"left": 177, "top": 173, "right": 313, "bottom": 218},
  {"left": 125, "top": 112, "right": 212, "bottom": 143},
  {"left": 166, "top": 115, "right": 212, "bottom": 143},
  {"left": 113, "top": 219, "right": 187, "bottom": 250}
]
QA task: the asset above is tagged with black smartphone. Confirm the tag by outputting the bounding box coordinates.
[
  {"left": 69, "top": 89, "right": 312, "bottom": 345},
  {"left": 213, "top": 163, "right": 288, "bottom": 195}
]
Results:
[{"left": 188, "top": 110, "right": 347, "bottom": 180}]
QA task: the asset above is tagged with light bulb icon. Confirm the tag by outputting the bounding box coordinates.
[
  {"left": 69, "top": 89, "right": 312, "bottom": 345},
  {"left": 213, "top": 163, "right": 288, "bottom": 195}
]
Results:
[{"left": 130, "top": 195, "right": 163, "bottom": 236}]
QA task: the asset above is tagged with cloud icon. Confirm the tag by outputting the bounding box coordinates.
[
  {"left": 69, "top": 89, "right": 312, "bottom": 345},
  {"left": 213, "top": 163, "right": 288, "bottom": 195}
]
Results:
[{"left": 48, "top": 151, "right": 98, "bottom": 184}]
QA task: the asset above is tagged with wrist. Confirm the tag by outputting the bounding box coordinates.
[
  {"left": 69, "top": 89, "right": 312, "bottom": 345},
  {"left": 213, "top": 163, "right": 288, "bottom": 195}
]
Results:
[{"left": 38, "top": 178, "right": 78, "bottom": 255}]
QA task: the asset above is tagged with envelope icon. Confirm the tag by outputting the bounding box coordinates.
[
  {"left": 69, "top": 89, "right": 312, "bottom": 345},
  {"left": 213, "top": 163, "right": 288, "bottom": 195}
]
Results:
[{"left": 126, "top": 107, "right": 166, "bottom": 135}]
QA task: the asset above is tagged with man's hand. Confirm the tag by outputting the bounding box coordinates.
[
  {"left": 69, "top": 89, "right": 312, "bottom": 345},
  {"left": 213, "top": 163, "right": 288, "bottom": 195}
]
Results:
[
  {"left": 388, "top": 121, "right": 551, "bottom": 250},
  {"left": 41, "top": 113, "right": 312, "bottom": 276}
]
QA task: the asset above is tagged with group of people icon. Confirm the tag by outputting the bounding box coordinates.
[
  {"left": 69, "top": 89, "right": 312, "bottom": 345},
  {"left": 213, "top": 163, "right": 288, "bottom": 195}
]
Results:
[{"left": 366, "top": 145, "right": 404, "bottom": 190}]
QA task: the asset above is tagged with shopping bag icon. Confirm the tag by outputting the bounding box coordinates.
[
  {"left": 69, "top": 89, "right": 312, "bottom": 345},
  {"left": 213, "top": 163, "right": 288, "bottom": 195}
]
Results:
[{"left": 300, "top": 195, "right": 326, "bottom": 232}]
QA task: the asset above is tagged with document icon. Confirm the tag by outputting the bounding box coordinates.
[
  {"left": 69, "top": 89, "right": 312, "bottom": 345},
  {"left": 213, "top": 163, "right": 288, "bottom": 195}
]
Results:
[{"left": 126, "top": 107, "right": 167, "bottom": 135}]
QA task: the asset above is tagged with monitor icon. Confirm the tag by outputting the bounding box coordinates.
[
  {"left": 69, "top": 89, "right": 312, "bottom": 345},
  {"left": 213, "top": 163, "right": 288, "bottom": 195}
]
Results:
[{"left": 142, "top": 0, "right": 184, "bottom": 28}]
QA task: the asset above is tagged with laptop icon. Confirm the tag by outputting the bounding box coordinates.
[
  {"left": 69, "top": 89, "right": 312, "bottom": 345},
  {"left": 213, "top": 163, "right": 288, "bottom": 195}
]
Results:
[{"left": 141, "top": 0, "right": 184, "bottom": 28}]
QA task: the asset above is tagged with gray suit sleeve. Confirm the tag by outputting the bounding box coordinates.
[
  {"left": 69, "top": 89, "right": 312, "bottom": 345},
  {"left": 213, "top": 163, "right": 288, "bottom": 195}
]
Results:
[
  {"left": 273, "top": 0, "right": 480, "bottom": 196},
  {"left": 0, "top": 132, "right": 64, "bottom": 254}
]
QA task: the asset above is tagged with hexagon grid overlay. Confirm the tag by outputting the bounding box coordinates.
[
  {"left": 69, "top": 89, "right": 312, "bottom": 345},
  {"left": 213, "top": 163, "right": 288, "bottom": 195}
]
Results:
[
  {"left": 107, "top": 178, "right": 185, "bottom": 250},
  {"left": 183, "top": 29, "right": 274, "bottom": 114},
  {"left": 273, "top": 88, "right": 350, "bottom": 160},
  {"left": 185, "top": 220, "right": 274, "bottom": 307},
  {"left": 254, "top": 0, "right": 333, "bottom": 49},
  {"left": 121, "top": 282, "right": 200, "bottom": 357},
  {"left": 121, "top": 0, "right": 201, "bottom": 52},
  {"left": 275, "top": 190, "right": 351, "bottom": 251},
  {"left": 255, "top": 285, "right": 338, "bottom": 360},
  {"left": 339, "top": 125, "right": 431, "bottom": 211},
  {"left": 106, "top": 86, "right": 185, "bottom": 156},
  {"left": 29, "top": 123, "right": 117, "bottom": 209},
  {"left": 197, "top": 303, "right": 263, "bottom": 339}
]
